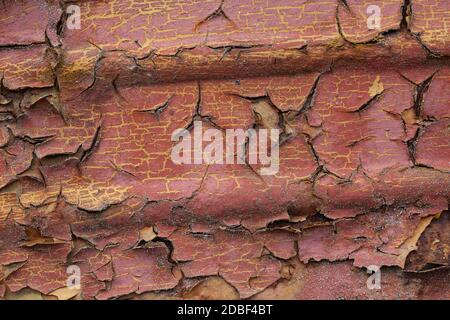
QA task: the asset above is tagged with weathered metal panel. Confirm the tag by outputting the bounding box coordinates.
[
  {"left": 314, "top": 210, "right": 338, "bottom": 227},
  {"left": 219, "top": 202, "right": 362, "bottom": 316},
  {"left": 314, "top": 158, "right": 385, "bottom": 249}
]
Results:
[{"left": 0, "top": 0, "right": 448, "bottom": 299}]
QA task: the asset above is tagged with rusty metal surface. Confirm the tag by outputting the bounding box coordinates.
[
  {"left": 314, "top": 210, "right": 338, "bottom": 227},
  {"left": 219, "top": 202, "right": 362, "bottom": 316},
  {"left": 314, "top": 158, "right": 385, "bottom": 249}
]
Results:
[{"left": 0, "top": 0, "right": 448, "bottom": 300}]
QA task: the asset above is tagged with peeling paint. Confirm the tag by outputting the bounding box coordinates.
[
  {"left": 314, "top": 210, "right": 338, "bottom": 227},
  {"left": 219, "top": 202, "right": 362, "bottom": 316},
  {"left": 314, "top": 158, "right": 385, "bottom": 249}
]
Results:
[{"left": 0, "top": 0, "right": 448, "bottom": 300}]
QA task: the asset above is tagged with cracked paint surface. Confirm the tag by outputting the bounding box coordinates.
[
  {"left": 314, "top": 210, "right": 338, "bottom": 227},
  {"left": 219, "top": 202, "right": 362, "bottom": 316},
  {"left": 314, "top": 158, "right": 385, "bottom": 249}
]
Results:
[{"left": 0, "top": 0, "right": 449, "bottom": 300}]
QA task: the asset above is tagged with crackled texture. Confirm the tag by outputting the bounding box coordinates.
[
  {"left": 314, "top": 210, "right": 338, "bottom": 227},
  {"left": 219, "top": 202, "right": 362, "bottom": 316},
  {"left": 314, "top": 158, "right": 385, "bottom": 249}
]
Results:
[{"left": 0, "top": 0, "right": 449, "bottom": 300}]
